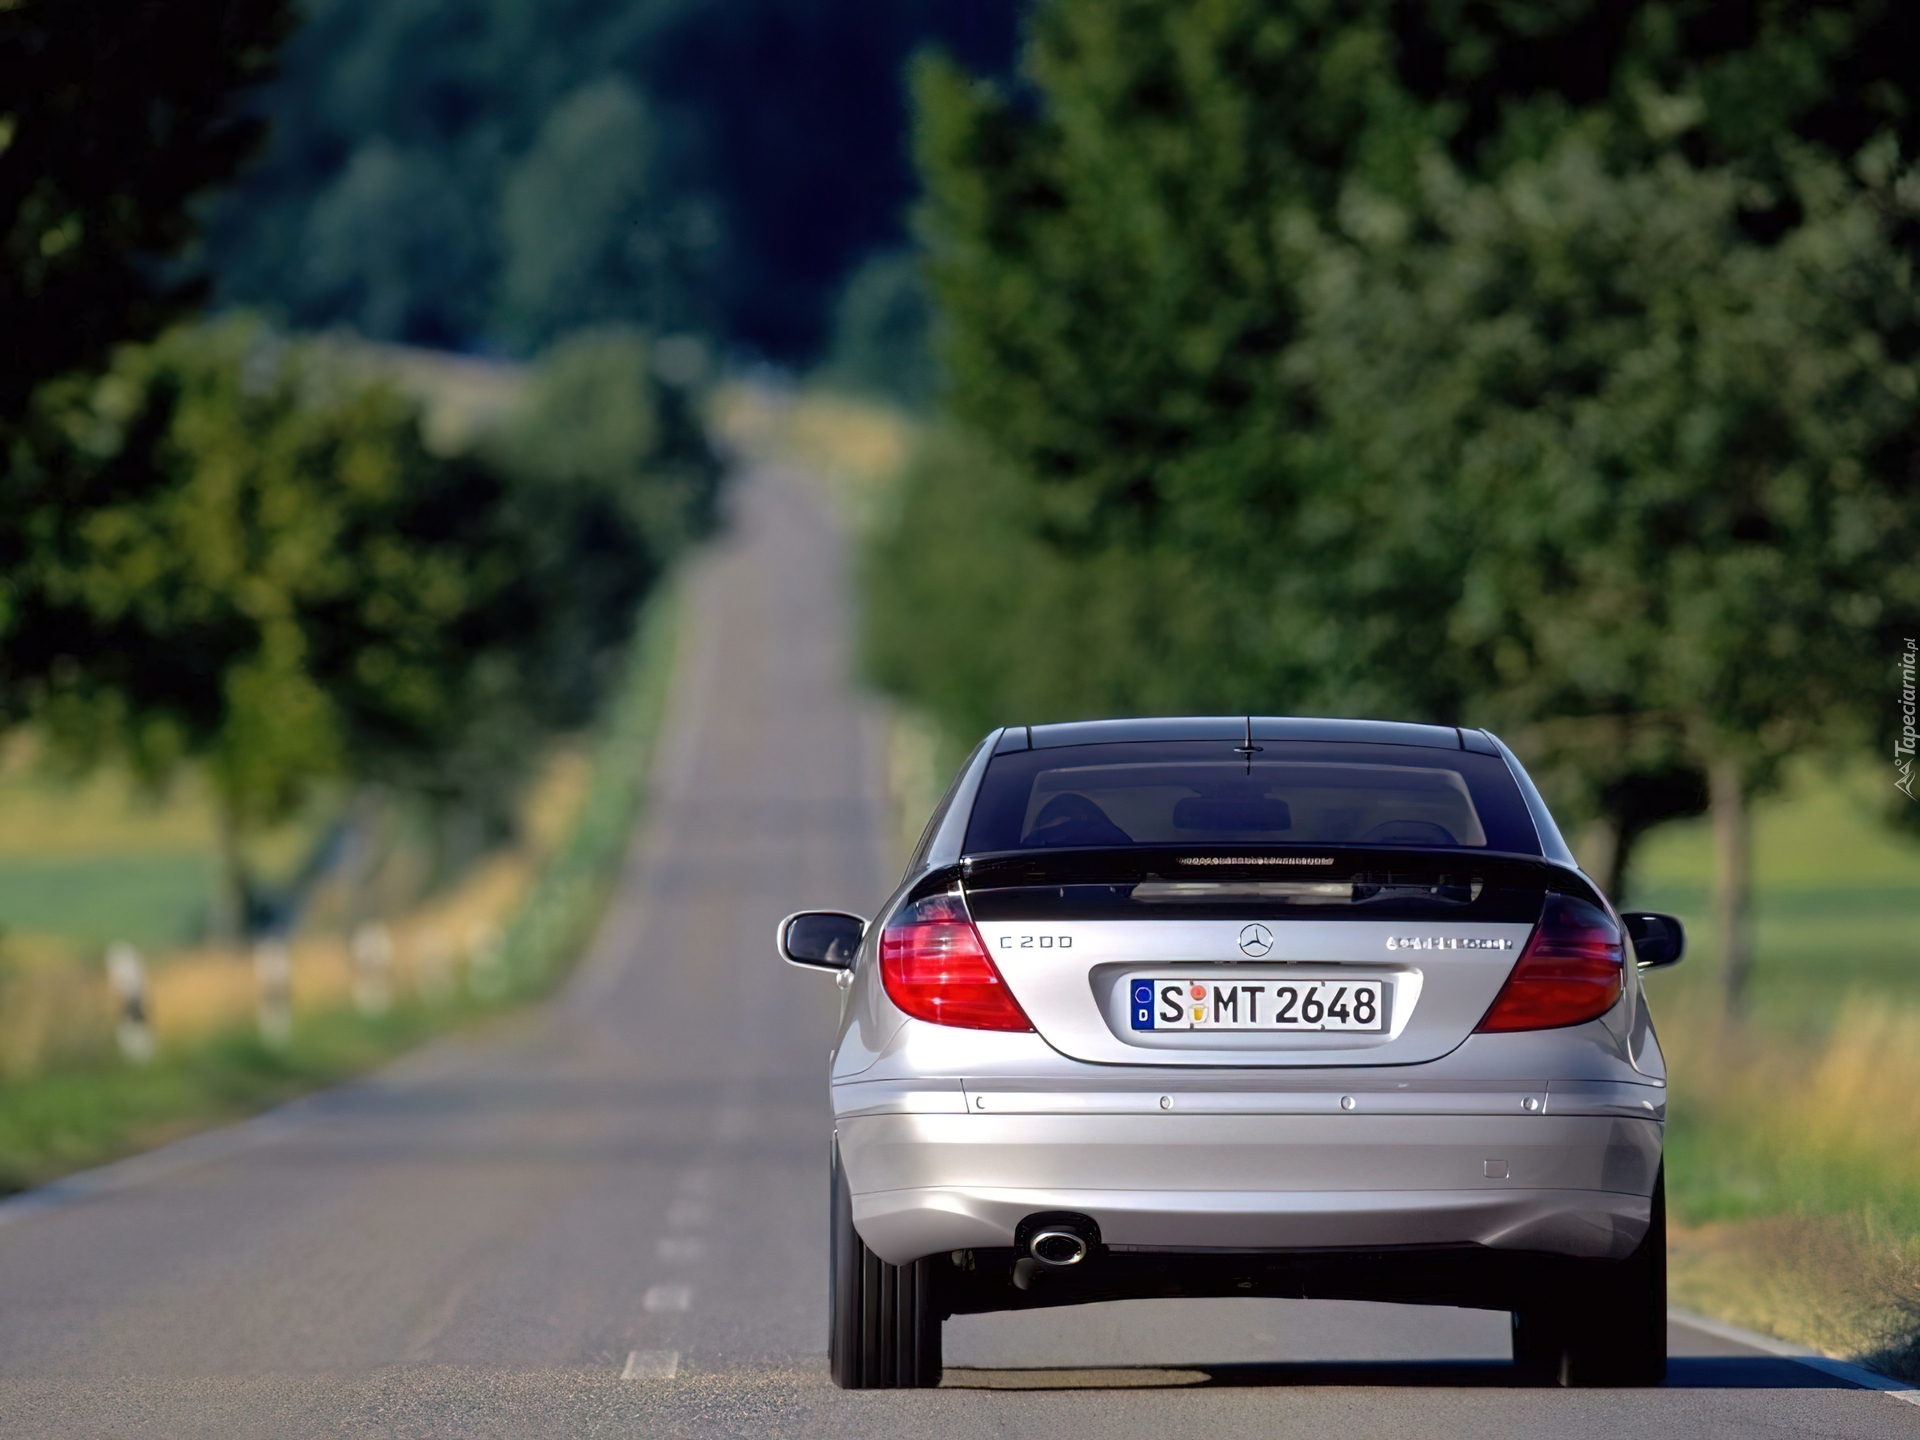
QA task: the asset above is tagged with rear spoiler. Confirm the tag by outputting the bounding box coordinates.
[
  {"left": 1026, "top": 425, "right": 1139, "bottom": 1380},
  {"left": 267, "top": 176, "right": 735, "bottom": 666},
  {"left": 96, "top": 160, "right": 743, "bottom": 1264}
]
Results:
[{"left": 956, "top": 846, "right": 1581, "bottom": 892}]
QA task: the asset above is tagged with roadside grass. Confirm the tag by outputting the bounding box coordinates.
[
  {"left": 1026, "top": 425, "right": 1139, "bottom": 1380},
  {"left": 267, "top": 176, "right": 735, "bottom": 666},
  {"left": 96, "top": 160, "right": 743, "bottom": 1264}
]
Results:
[
  {"left": 1658, "top": 981, "right": 1920, "bottom": 1369},
  {"left": 1634, "top": 760, "right": 1920, "bottom": 1374},
  {"left": 0, "top": 1000, "right": 458, "bottom": 1194},
  {"left": 1658, "top": 990, "right": 1920, "bottom": 1231},
  {"left": 0, "top": 583, "right": 682, "bottom": 1197},
  {"left": 1667, "top": 1215, "right": 1920, "bottom": 1381}
]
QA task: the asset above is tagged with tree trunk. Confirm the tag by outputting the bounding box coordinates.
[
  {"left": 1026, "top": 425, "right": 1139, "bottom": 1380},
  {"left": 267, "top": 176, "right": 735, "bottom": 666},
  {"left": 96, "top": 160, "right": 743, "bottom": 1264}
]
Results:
[
  {"left": 1582, "top": 814, "right": 1627, "bottom": 906},
  {"left": 1708, "top": 756, "right": 1753, "bottom": 1014},
  {"left": 210, "top": 803, "right": 250, "bottom": 947}
]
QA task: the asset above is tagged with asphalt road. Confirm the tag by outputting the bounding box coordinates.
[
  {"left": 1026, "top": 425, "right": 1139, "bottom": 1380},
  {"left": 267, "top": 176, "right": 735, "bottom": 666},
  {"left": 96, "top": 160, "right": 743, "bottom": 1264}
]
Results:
[{"left": 0, "top": 469, "right": 1912, "bottom": 1438}]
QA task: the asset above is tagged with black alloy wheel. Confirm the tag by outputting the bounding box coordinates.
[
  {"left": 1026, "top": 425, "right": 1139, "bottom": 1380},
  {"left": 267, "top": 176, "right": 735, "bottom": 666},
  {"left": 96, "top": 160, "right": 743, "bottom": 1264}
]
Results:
[
  {"left": 1512, "top": 1165, "right": 1668, "bottom": 1387},
  {"left": 829, "top": 1136, "right": 943, "bottom": 1388}
]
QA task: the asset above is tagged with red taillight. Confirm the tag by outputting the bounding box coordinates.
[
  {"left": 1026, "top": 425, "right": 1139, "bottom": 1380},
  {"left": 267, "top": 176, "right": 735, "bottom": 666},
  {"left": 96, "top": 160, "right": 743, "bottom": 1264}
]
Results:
[
  {"left": 879, "top": 893, "right": 1033, "bottom": 1032},
  {"left": 1475, "top": 892, "right": 1624, "bottom": 1033}
]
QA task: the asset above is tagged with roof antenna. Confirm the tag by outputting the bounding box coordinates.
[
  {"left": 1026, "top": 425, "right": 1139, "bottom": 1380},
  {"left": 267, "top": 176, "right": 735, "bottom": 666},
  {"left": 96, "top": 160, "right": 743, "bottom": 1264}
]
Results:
[{"left": 1232, "top": 715, "right": 1263, "bottom": 774}]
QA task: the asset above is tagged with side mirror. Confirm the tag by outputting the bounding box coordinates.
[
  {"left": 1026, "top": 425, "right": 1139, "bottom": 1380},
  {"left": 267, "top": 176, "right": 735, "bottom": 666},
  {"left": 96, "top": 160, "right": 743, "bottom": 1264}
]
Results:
[
  {"left": 1621, "top": 912, "right": 1685, "bottom": 969},
  {"left": 777, "top": 910, "right": 866, "bottom": 972}
]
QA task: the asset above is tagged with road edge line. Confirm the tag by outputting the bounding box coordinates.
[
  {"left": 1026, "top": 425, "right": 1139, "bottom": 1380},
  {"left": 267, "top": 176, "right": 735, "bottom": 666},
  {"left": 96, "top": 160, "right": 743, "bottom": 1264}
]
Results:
[{"left": 1669, "top": 1305, "right": 1918, "bottom": 1396}]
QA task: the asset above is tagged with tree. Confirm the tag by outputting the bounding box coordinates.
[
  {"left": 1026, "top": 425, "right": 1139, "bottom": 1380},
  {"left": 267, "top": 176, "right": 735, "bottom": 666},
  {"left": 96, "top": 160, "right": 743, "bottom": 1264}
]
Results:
[
  {"left": 10, "top": 321, "right": 513, "bottom": 931},
  {"left": 6, "top": 319, "right": 717, "bottom": 937},
  {"left": 1, "top": 0, "right": 298, "bottom": 759},
  {"left": 902, "top": 0, "right": 1441, "bottom": 730},
  {"left": 1296, "top": 135, "right": 1920, "bottom": 1001}
]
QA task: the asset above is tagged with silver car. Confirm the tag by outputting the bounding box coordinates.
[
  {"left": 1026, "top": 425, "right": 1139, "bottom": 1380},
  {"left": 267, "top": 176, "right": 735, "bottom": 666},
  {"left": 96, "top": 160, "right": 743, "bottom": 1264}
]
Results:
[{"left": 778, "top": 718, "right": 1684, "bottom": 1390}]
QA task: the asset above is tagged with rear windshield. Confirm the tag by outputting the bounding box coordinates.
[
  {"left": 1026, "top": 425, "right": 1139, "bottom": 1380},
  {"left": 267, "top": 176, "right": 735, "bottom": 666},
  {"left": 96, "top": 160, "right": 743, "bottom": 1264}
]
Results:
[{"left": 964, "top": 741, "right": 1540, "bottom": 855}]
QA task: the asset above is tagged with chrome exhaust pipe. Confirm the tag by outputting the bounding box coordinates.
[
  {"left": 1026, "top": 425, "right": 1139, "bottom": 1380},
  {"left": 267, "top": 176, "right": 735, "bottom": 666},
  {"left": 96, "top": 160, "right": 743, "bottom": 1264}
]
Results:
[
  {"left": 1029, "top": 1227, "right": 1089, "bottom": 1268},
  {"left": 1015, "top": 1211, "right": 1100, "bottom": 1278}
]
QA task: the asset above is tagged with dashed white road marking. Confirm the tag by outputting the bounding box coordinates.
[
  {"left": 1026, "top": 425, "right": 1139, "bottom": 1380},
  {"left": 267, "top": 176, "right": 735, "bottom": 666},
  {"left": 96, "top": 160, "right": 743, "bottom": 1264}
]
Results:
[
  {"left": 666, "top": 1200, "right": 709, "bottom": 1228},
  {"left": 657, "top": 1236, "right": 706, "bottom": 1262},
  {"left": 400, "top": 1278, "right": 473, "bottom": 1363},
  {"left": 644, "top": 1283, "right": 694, "bottom": 1313},
  {"left": 622, "top": 1349, "right": 680, "bottom": 1380}
]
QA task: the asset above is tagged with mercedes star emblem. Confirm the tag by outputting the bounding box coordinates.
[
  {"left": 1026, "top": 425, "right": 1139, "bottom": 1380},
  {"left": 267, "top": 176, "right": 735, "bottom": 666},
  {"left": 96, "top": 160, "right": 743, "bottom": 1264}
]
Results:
[{"left": 1238, "top": 922, "right": 1274, "bottom": 958}]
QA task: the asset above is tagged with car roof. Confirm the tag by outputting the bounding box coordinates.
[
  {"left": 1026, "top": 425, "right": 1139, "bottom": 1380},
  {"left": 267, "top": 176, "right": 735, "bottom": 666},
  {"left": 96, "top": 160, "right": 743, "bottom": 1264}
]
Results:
[{"left": 997, "top": 716, "right": 1499, "bottom": 754}]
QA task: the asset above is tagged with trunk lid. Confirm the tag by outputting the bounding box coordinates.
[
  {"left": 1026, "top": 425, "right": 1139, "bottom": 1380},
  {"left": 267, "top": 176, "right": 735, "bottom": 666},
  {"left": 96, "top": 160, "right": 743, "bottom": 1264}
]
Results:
[{"left": 963, "top": 848, "right": 1558, "bottom": 1067}]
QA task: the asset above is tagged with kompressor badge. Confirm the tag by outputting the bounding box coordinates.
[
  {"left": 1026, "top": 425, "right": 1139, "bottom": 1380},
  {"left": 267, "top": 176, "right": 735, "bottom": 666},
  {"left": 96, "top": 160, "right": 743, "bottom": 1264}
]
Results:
[{"left": 1386, "top": 936, "right": 1514, "bottom": 951}]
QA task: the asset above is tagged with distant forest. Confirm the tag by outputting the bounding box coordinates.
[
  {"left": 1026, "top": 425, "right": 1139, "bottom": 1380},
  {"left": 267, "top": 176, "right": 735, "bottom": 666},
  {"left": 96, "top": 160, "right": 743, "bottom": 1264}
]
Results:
[{"left": 204, "top": 0, "right": 1022, "bottom": 361}]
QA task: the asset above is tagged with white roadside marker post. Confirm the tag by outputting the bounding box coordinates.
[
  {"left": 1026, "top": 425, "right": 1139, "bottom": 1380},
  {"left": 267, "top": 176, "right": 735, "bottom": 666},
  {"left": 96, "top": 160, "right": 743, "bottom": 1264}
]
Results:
[
  {"left": 105, "top": 942, "right": 155, "bottom": 1064},
  {"left": 621, "top": 1349, "right": 679, "bottom": 1380},
  {"left": 253, "top": 939, "right": 293, "bottom": 1046},
  {"left": 350, "top": 922, "right": 394, "bottom": 1016},
  {"left": 416, "top": 928, "right": 456, "bottom": 1004}
]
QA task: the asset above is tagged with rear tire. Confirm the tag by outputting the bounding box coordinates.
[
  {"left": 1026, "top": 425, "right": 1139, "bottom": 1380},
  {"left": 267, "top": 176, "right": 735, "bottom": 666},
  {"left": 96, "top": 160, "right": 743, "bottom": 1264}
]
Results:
[
  {"left": 829, "top": 1137, "right": 942, "bottom": 1388},
  {"left": 1512, "top": 1165, "right": 1667, "bottom": 1387}
]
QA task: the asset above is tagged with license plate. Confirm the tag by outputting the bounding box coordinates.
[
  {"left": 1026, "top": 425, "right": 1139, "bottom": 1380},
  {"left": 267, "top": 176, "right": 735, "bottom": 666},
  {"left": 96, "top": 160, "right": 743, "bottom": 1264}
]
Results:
[{"left": 1128, "top": 975, "right": 1389, "bottom": 1033}]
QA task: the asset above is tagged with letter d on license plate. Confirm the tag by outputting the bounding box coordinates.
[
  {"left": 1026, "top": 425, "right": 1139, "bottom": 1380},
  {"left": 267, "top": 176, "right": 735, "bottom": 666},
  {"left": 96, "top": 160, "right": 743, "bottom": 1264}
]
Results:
[{"left": 1128, "top": 975, "right": 1389, "bottom": 1033}]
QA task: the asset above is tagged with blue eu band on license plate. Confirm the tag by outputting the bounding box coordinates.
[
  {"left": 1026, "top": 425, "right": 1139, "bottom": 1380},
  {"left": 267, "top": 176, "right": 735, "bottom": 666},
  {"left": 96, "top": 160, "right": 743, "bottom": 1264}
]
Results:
[{"left": 1130, "top": 976, "right": 1387, "bottom": 1033}]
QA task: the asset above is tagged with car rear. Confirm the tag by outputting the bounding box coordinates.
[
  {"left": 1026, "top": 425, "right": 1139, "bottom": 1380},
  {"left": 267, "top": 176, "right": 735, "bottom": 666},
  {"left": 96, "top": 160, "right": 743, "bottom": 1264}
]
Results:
[{"left": 825, "top": 717, "right": 1671, "bottom": 1385}]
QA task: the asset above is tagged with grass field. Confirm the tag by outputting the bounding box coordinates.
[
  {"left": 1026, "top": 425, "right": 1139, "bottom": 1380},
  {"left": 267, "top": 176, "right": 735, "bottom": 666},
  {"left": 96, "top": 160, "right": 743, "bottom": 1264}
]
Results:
[
  {"left": 0, "top": 1001, "right": 461, "bottom": 1194},
  {"left": 0, "top": 854, "right": 216, "bottom": 954},
  {"left": 1634, "top": 760, "right": 1920, "bottom": 1024}
]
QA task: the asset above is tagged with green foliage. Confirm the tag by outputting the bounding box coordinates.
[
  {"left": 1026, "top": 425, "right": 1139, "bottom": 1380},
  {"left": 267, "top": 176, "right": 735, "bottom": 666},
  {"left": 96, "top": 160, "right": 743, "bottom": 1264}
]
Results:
[
  {"left": 2, "top": 318, "right": 716, "bottom": 855},
  {"left": 897, "top": 1, "right": 1447, "bottom": 725},
  {"left": 0, "top": 0, "right": 296, "bottom": 428},
  {"left": 9, "top": 320, "right": 505, "bottom": 824},
  {"left": 0, "top": 854, "right": 217, "bottom": 953},
  {"left": 1294, "top": 133, "right": 1920, "bottom": 800},
  {"left": 864, "top": 426, "right": 1254, "bottom": 734},
  {"left": 912, "top": 3, "right": 1399, "bottom": 550}
]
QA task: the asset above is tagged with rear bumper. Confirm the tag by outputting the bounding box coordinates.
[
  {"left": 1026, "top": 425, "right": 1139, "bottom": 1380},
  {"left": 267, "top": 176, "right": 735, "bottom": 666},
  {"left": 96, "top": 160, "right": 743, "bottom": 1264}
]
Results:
[{"left": 839, "top": 1110, "right": 1660, "bottom": 1265}]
